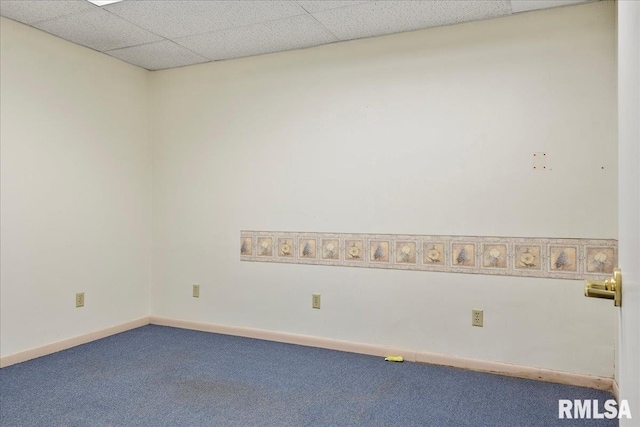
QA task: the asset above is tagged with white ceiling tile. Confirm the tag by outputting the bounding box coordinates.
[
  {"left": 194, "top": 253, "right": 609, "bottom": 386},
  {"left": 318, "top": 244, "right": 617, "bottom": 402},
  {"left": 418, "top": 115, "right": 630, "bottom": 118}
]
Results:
[
  {"left": 31, "top": 8, "right": 163, "bottom": 52},
  {"left": 106, "top": 40, "right": 209, "bottom": 70},
  {"left": 312, "top": 0, "right": 511, "bottom": 41},
  {"left": 103, "top": 0, "right": 307, "bottom": 39},
  {"left": 510, "top": 0, "right": 596, "bottom": 14},
  {"left": 175, "top": 14, "right": 338, "bottom": 62},
  {"left": 296, "top": 1, "right": 370, "bottom": 13},
  {"left": 0, "top": 0, "right": 95, "bottom": 24}
]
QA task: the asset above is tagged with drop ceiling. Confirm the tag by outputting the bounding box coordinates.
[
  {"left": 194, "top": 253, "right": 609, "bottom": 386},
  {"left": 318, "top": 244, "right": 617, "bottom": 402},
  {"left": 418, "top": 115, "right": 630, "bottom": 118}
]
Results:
[{"left": 0, "top": 0, "right": 598, "bottom": 71}]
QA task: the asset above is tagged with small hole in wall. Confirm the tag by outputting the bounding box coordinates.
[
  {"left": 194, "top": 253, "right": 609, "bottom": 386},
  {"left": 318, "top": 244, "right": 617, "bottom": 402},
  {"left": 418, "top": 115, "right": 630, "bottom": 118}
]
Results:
[{"left": 601, "top": 167, "right": 605, "bottom": 169}]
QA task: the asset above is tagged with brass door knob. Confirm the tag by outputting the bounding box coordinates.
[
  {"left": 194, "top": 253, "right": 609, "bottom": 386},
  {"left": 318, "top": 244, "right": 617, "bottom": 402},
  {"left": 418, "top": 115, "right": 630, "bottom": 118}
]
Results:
[{"left": 584, "top": 268, "right": 622, "bottom": 307}]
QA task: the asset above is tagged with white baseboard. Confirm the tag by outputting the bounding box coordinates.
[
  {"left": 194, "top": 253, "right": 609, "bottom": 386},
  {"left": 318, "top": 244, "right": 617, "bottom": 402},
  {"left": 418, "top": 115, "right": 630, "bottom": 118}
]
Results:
[
  {"left": 0, "top": 317, "right": 150, "bottom": 368},
  {"left": 150, "top": 316, "right": 614, "bottom": 392}
]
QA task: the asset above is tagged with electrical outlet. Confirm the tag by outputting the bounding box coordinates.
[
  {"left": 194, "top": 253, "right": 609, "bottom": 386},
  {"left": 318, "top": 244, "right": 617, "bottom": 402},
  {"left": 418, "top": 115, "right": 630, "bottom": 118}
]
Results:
[
  {"left": 193, "top": 284, "right": 200, "bottom": 298},
  {"left": 76, "top": 292, "right": 84, "bottom": 308},
  {"left": 312, "top": 293, "right": 321, "bottom": 309},
  {"left": 472, "top": 309, "right": 483, "bottom": 327}
]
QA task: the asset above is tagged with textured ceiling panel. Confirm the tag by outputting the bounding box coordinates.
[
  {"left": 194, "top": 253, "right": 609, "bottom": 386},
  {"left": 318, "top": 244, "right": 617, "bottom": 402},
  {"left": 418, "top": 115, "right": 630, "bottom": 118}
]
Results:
[
  {"left": 296, "top": 1, "right": 370, "bottom": 13},
  {"left": 312, "top": 0, "right": 512, "bottom": 41},
  {"left": 103, "top": 0, "right": 307, "bottom": 39},
  {"left": 32, "top": 8, "right": 163, "bottom": 52},
  {"left": 176, "top": 14, "right": 339, "bottom": 62},
  {"left": 510, "top": 0, "right": 595, "bottom": 13},
  {"left": 106, "top": 40, "right": 209, "bottom": 70},
  {"left": 0, "top": 0, "right": 599, "bottom": 71},
  {"left": 0, "top": 0, "right": 95, "bottom": 24}
]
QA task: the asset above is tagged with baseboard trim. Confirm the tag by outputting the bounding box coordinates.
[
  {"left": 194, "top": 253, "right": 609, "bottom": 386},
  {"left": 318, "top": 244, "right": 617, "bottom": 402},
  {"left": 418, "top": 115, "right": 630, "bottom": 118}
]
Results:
[
  {"left": 150, "top": 315, "right": 408, "bottom": 359},
  {"left": 150, "top": 316, "right": 613, "bottom": 392},
  {"left": 612, "top": 378, "right": 620, "bottom": 402},
  {"left": 1, "top": 315, "right": 614, "bottom": 393},
  {"left": 412, "top": 351, "right": 612, "bottom": 391},
  {"left": 0, "top": 316, "right": 150, "bottom": 368}
]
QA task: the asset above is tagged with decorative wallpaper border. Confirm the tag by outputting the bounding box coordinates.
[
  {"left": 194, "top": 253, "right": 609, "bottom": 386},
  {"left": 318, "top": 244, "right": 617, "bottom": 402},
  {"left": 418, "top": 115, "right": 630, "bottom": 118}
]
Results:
[{"left": 240, "top": 231, "right": 617, "bottom": 281}]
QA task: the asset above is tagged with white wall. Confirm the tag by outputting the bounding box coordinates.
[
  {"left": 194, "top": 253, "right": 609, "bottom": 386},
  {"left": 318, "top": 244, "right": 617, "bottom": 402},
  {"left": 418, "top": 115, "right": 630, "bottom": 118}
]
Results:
[
  {"left": 0, "top": 18, "right": 151, "bottom": 357},
  {"left": 150, "top": 2, "right": 617, "bottom": 377}
]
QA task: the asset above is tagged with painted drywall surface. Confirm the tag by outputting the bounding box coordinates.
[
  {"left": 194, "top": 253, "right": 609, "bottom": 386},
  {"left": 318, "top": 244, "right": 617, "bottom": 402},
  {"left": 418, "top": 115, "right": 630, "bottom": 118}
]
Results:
[
  {"left": 149, "top": 2, "right": 617, "bottom": 377},
  {"left": 0, "top": 18, "right": 151, "bottom": 357}
]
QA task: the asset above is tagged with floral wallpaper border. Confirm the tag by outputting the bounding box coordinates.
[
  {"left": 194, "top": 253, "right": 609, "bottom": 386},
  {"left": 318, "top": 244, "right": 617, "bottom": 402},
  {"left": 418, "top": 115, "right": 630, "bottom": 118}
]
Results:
[{"left": 240, "top": 231, "right": 617, "bottom": 281}]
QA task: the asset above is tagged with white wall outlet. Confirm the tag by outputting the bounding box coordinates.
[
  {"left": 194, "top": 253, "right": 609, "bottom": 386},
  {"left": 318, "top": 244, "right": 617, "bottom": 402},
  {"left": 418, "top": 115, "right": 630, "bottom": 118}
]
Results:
[
  {"left": 312, "top": 293, "right": 321, "bottom": 309},
  {"left": 193, "top": 284, "right": 200, "bottom": 298},
  {"left": 76, "top": 292, "right": 84, "bottom": 308},
  {"left": 472, "top": 309, "right": 483, "bottom": 327}
]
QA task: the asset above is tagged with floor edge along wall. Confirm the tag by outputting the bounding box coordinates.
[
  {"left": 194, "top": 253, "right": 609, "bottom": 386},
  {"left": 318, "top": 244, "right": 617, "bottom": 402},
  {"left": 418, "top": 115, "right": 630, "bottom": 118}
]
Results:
[
  {"left": 241, "top": 231, "right": 618, "bottom": 281},
  {"left": 0, "top": 317, "right": 150, "bottom": 368},
  {"left": 0, "top": 316, "right": 615, "bottom": 393},
  {"left": 149, "top": 317, "right": 614, "bottom": 392}
]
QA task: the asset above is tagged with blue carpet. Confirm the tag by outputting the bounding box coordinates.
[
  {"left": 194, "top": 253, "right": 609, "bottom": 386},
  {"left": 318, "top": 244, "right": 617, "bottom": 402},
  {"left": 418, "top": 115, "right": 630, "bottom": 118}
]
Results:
[{"left": 0, "top": 325, "right": 617, "bottom": 426}]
